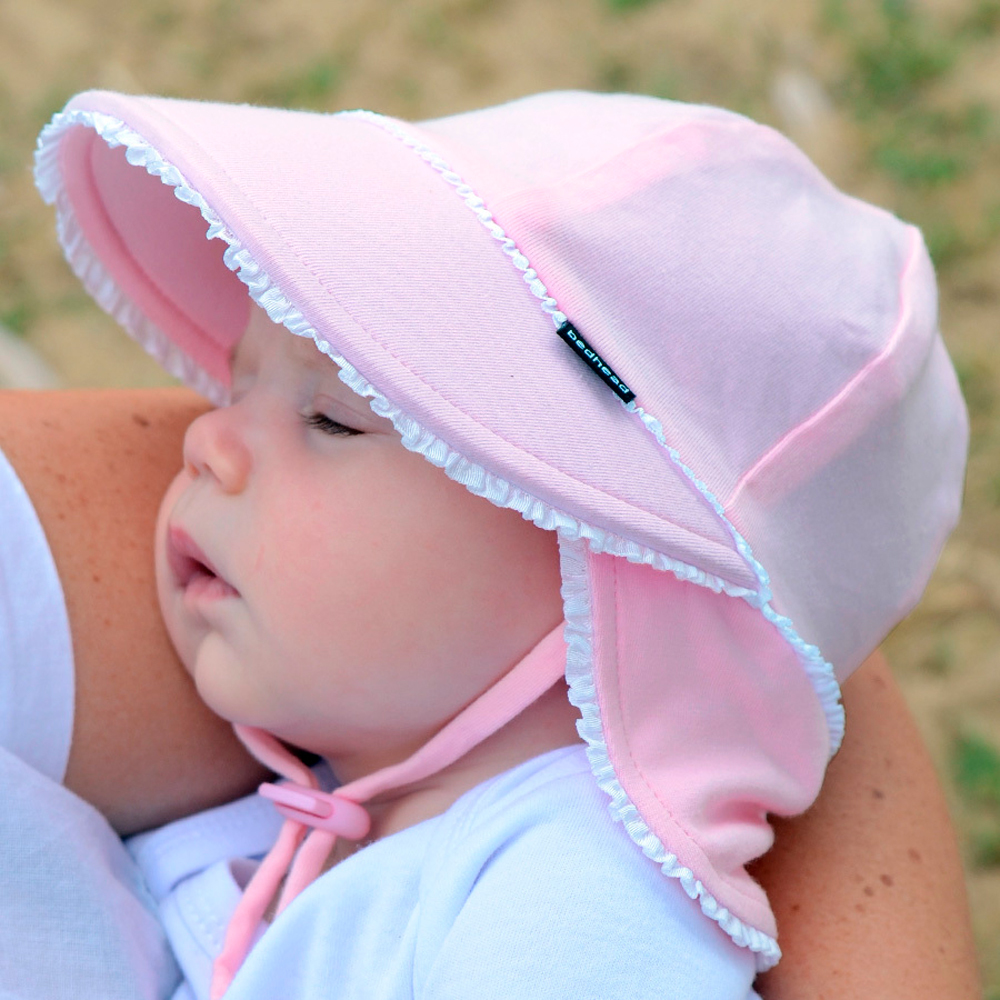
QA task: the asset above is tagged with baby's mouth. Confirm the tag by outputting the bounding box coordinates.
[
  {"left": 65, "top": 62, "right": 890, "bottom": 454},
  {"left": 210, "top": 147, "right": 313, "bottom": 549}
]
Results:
[{"left": 168, "top": 525, "right": 239, "bottom": 601}]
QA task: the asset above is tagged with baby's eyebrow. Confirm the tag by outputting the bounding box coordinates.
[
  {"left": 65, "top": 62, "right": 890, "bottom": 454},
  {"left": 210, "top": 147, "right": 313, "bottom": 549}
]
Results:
[
  {"left": 292, "top": 337, "right": 342, "bottom": 374},
  {"left": 295, "top": 347, "right": 372, "bottom": 408},
  {"left": 302, "top": 352, "right": 338, "bottom": 375}
]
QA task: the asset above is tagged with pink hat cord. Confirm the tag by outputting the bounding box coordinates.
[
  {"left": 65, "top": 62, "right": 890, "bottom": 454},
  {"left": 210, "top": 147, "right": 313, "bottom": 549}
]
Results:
[
  {"left": 210, "top": 623, "right": 568, "bottom": 997},
  {"left": 34, "top": 89, "right": 968, "bottom": 984}
]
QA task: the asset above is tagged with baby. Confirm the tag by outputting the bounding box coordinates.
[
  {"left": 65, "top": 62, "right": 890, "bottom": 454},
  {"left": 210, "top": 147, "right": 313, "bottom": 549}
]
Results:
[{"left": 13, "top": 88, "right": 968, "bottom": 998}]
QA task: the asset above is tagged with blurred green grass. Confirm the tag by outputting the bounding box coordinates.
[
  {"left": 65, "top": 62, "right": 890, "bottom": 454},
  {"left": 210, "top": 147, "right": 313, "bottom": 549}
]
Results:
[
  {"left": 954, "top": 732, "right": 1000, "bottom": 868},
  {"left": 821, "top": 0, "right": 999, "bottom": 273}
]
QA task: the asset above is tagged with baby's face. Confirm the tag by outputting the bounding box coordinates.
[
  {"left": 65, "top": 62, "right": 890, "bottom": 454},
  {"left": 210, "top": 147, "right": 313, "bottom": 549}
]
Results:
[{"left": 154, "top": 308, "right": 564, "bottom": 773}]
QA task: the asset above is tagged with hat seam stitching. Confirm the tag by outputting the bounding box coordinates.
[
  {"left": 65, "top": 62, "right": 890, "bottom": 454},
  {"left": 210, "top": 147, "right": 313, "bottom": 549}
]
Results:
[{"left": 724, "top": 225, "right": 925, "bottom": 510}]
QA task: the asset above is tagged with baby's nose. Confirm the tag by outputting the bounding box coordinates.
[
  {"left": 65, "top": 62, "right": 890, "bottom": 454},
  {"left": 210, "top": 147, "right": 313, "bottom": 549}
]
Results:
[{"left": 183, "top": 405, "right": 252, "bottom": 493}]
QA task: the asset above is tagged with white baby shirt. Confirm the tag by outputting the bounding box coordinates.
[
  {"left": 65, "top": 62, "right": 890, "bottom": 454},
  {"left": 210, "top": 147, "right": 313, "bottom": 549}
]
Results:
[{"left": 133, "top": 746, "right": 760, "bottom": 1000}]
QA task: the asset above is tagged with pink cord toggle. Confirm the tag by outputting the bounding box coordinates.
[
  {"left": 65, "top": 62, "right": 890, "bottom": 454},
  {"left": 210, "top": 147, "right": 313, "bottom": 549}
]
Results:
[
  {"left": 212, "top": 629, "right": 566, "bottom": 996},
  {"left": 258, "top": 782, "right": 371, "bottom": 840}
]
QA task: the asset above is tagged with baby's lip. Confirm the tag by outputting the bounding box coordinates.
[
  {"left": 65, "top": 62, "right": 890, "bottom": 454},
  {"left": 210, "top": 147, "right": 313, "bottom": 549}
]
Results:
[{"left": 167, "top": 524, "right": 237, "bottom": 596}]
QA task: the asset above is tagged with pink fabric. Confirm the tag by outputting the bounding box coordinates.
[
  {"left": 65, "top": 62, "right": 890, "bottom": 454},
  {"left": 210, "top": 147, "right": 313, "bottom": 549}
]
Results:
[
  {"left": 35, "top": 89, "right": 969, "bottom": 977},
  {"left": 61, "top": 95, "right": 754, "bottom": 587},
  {"left": 587, "top": 548, "right": 829, "bottom": 938},
  {"left": 59, "top": 123, "right": 247, "bottom": 386}
]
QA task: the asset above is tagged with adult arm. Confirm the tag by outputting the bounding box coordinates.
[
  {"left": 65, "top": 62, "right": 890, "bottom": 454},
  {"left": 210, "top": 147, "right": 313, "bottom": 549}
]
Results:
[
  {"left": 0, "top": 387, "right": 269, "bottom": 835},
  {"left": 753, "top": 649, "right": 981, "bottom": 998}
]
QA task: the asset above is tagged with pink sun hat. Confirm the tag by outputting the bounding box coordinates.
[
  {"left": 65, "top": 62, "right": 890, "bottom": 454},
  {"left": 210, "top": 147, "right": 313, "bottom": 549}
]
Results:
[{"left": 35, "top": 89, "right": 967, "bottom": 974}]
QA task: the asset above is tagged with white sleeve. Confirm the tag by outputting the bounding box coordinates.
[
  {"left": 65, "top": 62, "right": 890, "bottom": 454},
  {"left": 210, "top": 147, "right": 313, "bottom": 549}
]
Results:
[
  {"left": 0, "top": 445, "right": 75, "bottom": 783},
  {"left": 0, "top": 745, "right": 180, "bottom": 999}
]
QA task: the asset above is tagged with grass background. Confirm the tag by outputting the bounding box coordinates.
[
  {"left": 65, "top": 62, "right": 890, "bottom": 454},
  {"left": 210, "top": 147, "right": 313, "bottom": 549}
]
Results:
[{"left": 1, "top": 0, "right": 998, "bottom": 990}]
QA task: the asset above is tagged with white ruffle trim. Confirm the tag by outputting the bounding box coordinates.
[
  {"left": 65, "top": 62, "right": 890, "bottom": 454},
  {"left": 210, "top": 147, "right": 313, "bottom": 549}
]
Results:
[
  {"left": 35, "top": 111, "right": 228, "bottom": 406},
  {"left": 35, "top": 105, "right": 837, "bottom": 965},
  {"left": 559, "top": 533, "right": 782, "bottom": 971}
]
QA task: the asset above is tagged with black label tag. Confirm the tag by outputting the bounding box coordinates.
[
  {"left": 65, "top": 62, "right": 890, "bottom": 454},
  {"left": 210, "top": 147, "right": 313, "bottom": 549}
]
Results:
[{"left": 556, "top": 321, "right": 635, "bottom": 404}]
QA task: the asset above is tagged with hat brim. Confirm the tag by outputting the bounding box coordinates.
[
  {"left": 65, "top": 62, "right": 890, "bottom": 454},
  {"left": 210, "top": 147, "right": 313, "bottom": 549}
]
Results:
[{"left": 38, "top": 91, "right": 756, "bottom": 592}]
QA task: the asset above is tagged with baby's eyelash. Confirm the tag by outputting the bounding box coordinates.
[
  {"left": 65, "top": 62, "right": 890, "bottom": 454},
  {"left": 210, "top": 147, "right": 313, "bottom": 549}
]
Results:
[{"left": 303, "top": 412, "right": 362, "bottom": 436}]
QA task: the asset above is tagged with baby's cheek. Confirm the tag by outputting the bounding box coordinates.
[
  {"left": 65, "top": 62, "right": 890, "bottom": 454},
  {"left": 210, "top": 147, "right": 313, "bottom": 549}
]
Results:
[{"left": 250, "top": 519, "right": 362, "bottom": 653}]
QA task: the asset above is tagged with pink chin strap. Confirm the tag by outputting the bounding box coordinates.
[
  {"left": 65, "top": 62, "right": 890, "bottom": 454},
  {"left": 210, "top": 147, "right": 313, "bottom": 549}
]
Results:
[{"left": 210, "top": 622, "right": 569, "bottom": 999}]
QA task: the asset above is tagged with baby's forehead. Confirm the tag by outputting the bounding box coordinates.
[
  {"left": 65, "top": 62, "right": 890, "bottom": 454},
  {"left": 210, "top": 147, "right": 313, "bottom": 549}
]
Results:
[
  {"left": 283, "top": 332, "right": 339, "bottom": 374},
  {"left": 233, "top": 309, "right": 337, "bottom": 377},
  {"left": 232, "top": 309, "right": 402, "bottom": 434}
]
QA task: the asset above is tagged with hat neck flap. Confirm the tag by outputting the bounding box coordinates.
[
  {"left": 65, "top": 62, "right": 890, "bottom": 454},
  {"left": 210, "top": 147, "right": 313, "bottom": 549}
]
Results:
[{"left": 212, "top": 623, "right": 568, "bottom": 998}]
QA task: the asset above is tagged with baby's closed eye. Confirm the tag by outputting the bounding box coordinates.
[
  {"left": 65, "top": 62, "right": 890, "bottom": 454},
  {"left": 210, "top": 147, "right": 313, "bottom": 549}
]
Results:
[{"left": 303, "top": 411, "right": 363, "bottom": 437}]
